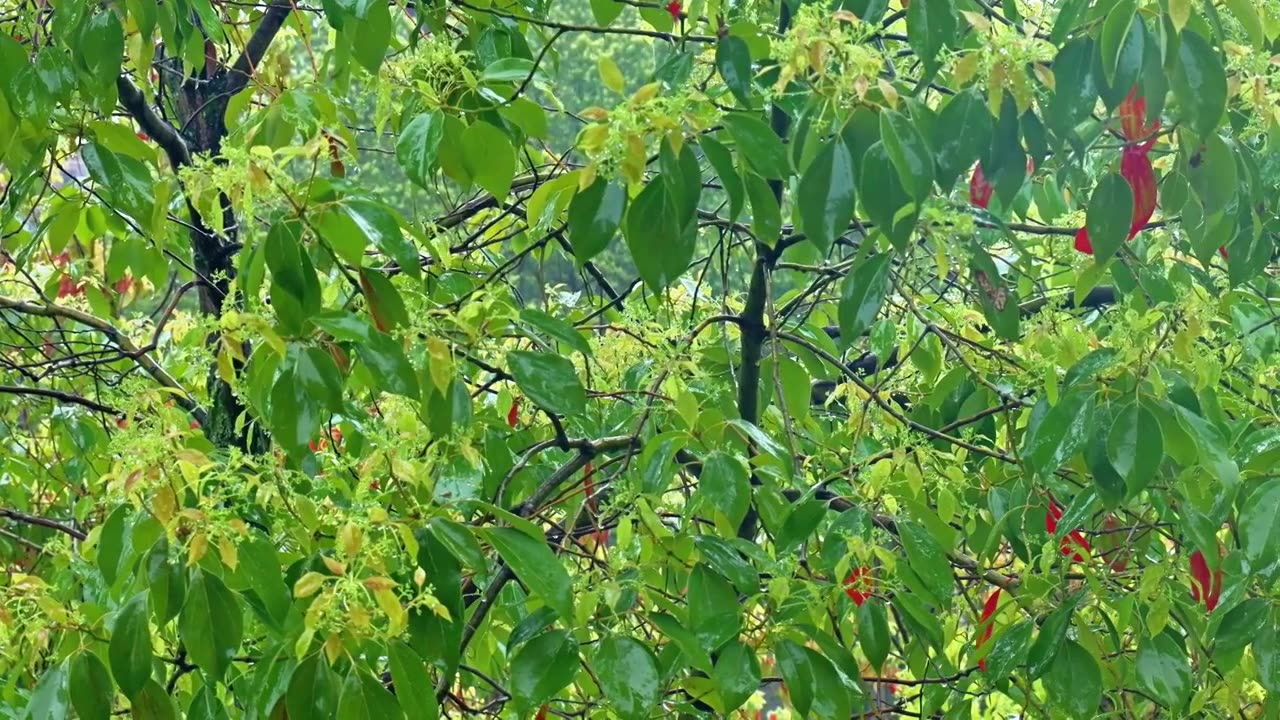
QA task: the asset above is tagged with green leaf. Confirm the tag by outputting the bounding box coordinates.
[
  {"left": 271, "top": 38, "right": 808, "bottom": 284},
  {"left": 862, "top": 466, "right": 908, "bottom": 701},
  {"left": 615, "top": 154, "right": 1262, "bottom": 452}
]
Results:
[
  {"left": 109, "top": 593, "right": 152, "bottom": 700},
  {"left": 519, "top": 308, "right": 592, "bottom": 357},
  {"left": 1136, "top": 633, "right": 1192, "bottom": 708},
  {"left": 837, "top": 253, "right": 892, "bottom": 346},
  {"left": 720, "top": 114, "right": 789, "bottom": 179},
  {"left": 285, "top": 654, "right": 339, "bottom": 720},
  {"left": 1041, "top": 640, "right": 1102, "bottom": 719},
  {"left": 1239, "top": 478, "right": 1280, "bottom": 579},
  {"left": 934, "top": 89, "right": 991, "bottom": 191},
  {"left": 700, "top": 137, "right": 744, "bottom": 223},
  {"left": 350, "top": 0, "right": 391, "bottom": 73},
  {"left": 480, "top": 58, "right": 534, "bottom": 84},
  {"left": 1172, "top": 30, "right": 1227, "bottom": 139},
  {"left": 344, "top": 199, "right": 418, "bottom": 278},
  {"left": 81, "top": 141, "right": 155, "bottom": 224},
  {"left": 509, "top": 630, "right": 579, "bottom": 712},
  {"left": 507, "top": 350, "right": 586, "bottom": 416},
  {"left": 1216, "top": 598, "right": 1268, "bottom": 656},
  {"left": 1257, "top": 620, "right": 1280, "bottom": 694},
  {"left": 712, "top": 640, "right": 760, "bottom": 712},
  {"left": 743, "top": 171, "right": 781, "bottom": 245},
  {"left": 1223, "top": 0, "right": 1264, "bottom": 48},
  {"left": 1107, "top": 400, "right": 1163, "bottom": 496},
  {"left": 427, "top": 518, "right": 487, "bottom": 576},
  {"left": 879, "top": 110, "right": 934, "bottom": 202},
  {"left": 688, "top": 565, "right": 740, "bottom": 654},
  {"left": 97, "top": 504, "right": 130, "bottom": 587},
  {"left": 233, "top": 534, "right": 289, "bottom": 625},
  {"left": 337, "top": 669, "right": 403, "bottom": 720},
  {"left": 179, "top": 570, "right": 243, "bottom": 681},
  {"left": 624, "top": 176, "right": 692, "bottom": 292},
  {"left": 715, "top": 36, "right": 753, "bottom": 108},
  {"left": 906, "top": 0, "right": 955, "bottom": 73},
  {"left": 26, "top": 660, "right": 69, "bottom": 720},
  {"left": 1099, "top": 0, "right": 1136, "bottom": 84},
  {"left": 486, "top": 527, "right": 574, "bottom": 621},
  {"left": 461, "top": 121, "right": 516, "bottom": 200},
  {"left": 264, "top": 221, "right": 321, "bottom": 334},
  {"left": 803, "top": 647, "right": 853, "bottom": 720},
  {"left": 984, "top": 620, "right": 1033, "bottom": 681},
  {"left": 899, "top": 520, "right": 952, "bottom": 605},
  {"left": 387, "top": 642, "right": 440, "bottom": 720},
  {"left": 589, "top": 0, "right": 624, "bottom": 24},
  {"left": 796, "top": 135, "right": 856, "bottom": 253},
  {"left": 1085, "top": 408, "right": 1127, "bottom": 508},
  {"left": 1086, "top": 172, "right": 1135, "bottom": 262},
  {"left": 694, "top": 451, "right": 751, "bottom": 529},
  {"left": 772, "top": 639, "right": 816, "bottom": 717},
  {"left": 857, "top": 599, "right": 891, "bottom": 672},
  {"left": 593, "top": 637, "right": 661, "bottom": 720},
  {"left": 860, "top": 142, "right": 916, "bottom": 249},
  {"left": 567, "top": 177, "right": 626, "bottom": 264},
  {"left": 79, "top": 10, "right": 124, "bottom": 94},
  {"left": 270, "top": 367, "right": 321, "bottom": 456},
  {"left": 130, "top": 679, "right": 178, "bottom": 720},
  {"left": 1048, "top": 38, "right": 1098, "bottom": 131},
  {"left": 1022, "top": 391, "right": 1096, "bottom": 478},
  {"left": 355, "top": 330, "right": 419, "bottom": 399},
  {"left": 68, "top": 652, "right": 112, "bottom": 720},
  {"left": 295, "top": 345, "right": 344, "bottom": 413},
  {"left": 396, "top": 111, "right": 445, "bottom": 190},
  {"left": 1027, "top": 595, "right": 1078, "bottom": 678}
]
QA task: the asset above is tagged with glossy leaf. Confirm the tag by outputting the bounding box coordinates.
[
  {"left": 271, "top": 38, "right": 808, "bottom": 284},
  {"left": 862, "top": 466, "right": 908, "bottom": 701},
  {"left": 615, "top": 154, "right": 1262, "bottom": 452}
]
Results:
[
  {"left": 108, "top": 593, "right": 152, "bottom": 700},
  {"left": 507, "top": 350, "right": 586, "bottom": 416},
  {"left": 593, "top": 637, "right": 660, "bottom": 720},
  {"left": 486, "top": 527, "right": 574, "bottom": 621},
  {"left": 796, "top": 135, "right": 856, "bottom": 253},
  {"left": 837, "top": 253, "right": 892, "bottom": 346}
]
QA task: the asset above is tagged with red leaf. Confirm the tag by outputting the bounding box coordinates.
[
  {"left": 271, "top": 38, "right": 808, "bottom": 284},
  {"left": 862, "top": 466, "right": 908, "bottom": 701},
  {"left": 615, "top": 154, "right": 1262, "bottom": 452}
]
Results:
[
  {"left": 843, "top": 567, "right": 874, "bottom": 606},
  {"left": 1219, "top": 246, "right": 1229, "bottom": 259},
  {"left": 1118, "top": 86, "right": 1160, "bottom": 143},
  {"left": 976, "top": 589, "right": 1000, "bottom": 671},
  {"left": 1121, "top": 145, "right": 1158, "bottom": 237},
  {"left": 1046, "top": 502, "right": 1091, "bottom": 562},
  {"left": 1074, "top": 227, "right": 1094, "bottom": 255},
  {"left": 969, "top": 163, "right": 993, "bottom": 209},
  {"left": 507, "top": 397, "right": 520, "bottom": 428},
  {"left": 666, "top": 0, "right": 681, "bottom": 19},
  {"left": 1190, "top": 549, "right": 1223, "bottom": 612},
  {"left": 535, "top": 705, "right": 548, "bottom": 720}
]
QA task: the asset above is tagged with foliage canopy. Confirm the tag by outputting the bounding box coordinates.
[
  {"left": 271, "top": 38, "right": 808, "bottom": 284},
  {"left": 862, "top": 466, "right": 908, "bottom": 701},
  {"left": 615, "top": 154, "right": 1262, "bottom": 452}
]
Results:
[{"left": 2, "top": 0, "right": 1280, "bottom": 716}]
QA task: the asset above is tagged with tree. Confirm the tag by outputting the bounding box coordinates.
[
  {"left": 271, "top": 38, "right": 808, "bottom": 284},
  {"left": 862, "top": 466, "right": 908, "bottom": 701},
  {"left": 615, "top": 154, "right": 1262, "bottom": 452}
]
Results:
[{"left": 1, "top": 0, "right": 1279, "bottom": 716}]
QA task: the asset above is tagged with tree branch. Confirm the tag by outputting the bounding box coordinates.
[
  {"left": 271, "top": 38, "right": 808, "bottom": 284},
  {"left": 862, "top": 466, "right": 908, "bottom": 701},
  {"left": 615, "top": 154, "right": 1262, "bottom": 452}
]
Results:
[{"left": 225, "top": 1, "right": 294, "bottom": 98}]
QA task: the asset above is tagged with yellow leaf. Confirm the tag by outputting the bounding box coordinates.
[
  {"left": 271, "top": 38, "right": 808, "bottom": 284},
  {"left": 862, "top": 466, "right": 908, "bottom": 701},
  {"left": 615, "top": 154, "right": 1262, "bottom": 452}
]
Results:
[
  {"left": 294, "top": 627, "right": 316, "bottom": 659},
  {"left": 959, "top": 10, "right": 990, "bottom": 32},
  {"left": 187, "top": 533, "right": 208, "bottom": 566},
  {"left": 598, "top": 56, "right": 626, "bottom": 94},
  {"left": 339, "top": 523, "right": 363, "bottom": 558},
  {"left": 1033, "top": 63, "right": 1055, "bottom": 92},
  {"left": 878, "top": 78, "right": 899, "bottom": 109},
  {"left": 324, "top": 633, "right": 344, "bottom": 664},
  {"left": 579, "top": 107, "right": 610, "bottom": 121},
  {"left": 578, "top": 123, "right": 611, "bottom": 153},
  {"left": 630, "top": 82, "right": 660, "bottom": 105},
  {"left": 376, "top": 588, "right": 407, "bottom": 634},
  {"left": 322, "top": 556, "right": 346, "bottom": 576},
  {"left": 1169, "top": 0, "right": 1191, "bottom": 33},
  {"left": 362, "top": 576, "right": 396, "bottom": 592},
  {"left": 219, "top": 536, "right": 239, "bottom": 572},
  {"left": 578, "top": 163, "right": 599, "bottom": 191},
  {"left": 414, "top": 567, "right": 427, "bottom": 587},
  {"left": 427, "top": 337, "right": 452, "bottom": 393},
  {"left": 294, "top": 571, "right": 327, "bottom": 599}
]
